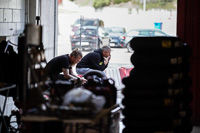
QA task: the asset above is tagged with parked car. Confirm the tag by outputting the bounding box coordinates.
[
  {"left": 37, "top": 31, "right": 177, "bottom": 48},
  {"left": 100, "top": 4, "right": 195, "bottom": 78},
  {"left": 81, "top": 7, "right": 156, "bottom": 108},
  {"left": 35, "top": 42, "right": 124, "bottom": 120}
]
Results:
[
  {"left": 120, "top": 29, "right": 170, "bottom": 52},
  {"left": 104, "top": 27, "right": 126, "bottom": 48},
  {"left": 70, "top": 26, "right": 110, "bottom": 51},
  {"left": 70, "top": 18, "right": 104, "bottom": 34}
]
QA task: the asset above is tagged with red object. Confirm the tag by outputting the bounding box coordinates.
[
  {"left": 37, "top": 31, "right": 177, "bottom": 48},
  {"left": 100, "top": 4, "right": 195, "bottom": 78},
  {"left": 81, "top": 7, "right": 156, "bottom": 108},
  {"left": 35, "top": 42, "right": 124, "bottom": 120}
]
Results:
[
  {"left": 77, "top": 75, "right": 82, "bottom": 78},
  {"left": 58, "top": 0, "right": 62, "bottom": 5},
  {"left": 119, "top": 67, "right": 133, "bottom": 80},
  {"left": 122, "top": 36, "right": 126, "bottom": 40}
]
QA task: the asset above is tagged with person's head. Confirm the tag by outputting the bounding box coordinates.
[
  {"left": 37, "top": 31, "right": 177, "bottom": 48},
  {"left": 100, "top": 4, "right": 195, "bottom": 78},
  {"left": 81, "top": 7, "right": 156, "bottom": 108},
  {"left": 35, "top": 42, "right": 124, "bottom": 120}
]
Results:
[
  {"left": 69, "top": 48, "right": 83, "bottom": 66},
  {"left": 101, "top": 46, "right": 111, "bottom": 58}
]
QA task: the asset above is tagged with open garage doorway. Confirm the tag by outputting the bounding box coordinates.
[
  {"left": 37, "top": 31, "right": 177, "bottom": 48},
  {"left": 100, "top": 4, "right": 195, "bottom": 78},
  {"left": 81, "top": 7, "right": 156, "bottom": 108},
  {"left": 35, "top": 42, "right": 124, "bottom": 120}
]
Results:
[{"left": 57, "top": 0, "right": 177, "bottom": 67}]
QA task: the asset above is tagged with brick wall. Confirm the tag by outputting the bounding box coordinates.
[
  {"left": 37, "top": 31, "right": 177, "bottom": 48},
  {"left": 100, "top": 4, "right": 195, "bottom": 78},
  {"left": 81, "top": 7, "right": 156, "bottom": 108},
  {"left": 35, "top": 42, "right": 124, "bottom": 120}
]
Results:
[
  {"left": 0, "top": 0, "right": 57, "bottom": 62},
  {"left": 0, "top": 0, "right": 25, "bottom": 43}
]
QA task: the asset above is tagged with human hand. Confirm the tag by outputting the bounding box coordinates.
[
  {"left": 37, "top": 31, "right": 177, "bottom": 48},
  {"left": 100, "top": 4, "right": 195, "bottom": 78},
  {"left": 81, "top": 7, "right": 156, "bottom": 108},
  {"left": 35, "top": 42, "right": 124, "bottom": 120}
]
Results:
[
  {"left": 107, "top": 56, "right": 111, "bottom": 61},
  {"left": 104, "top": 56, "right": 111, "bottom": 65},
  {"left": 80, "top": 77, "right": 87, "bottom": 84}
]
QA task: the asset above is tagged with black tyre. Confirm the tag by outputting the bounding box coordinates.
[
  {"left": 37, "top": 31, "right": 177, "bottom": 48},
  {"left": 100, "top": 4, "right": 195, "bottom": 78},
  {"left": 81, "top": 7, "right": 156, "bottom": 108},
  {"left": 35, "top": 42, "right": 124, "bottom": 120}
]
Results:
[
  {"left": 82, "top": 70, "right": 106, "bottom": 79},
  {"left": 122, "top": 97, "right": 175, "bottom": 108},
  {"left": 130, "top": 36, "right": 183, "bottom": 51}
]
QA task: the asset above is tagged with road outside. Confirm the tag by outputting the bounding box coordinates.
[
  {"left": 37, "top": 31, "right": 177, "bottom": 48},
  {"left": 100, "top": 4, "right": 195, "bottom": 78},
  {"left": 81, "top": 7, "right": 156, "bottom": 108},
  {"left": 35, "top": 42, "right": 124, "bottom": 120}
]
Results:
[{"left": 57, "top": 0, "right": 177, "bottom": 68}]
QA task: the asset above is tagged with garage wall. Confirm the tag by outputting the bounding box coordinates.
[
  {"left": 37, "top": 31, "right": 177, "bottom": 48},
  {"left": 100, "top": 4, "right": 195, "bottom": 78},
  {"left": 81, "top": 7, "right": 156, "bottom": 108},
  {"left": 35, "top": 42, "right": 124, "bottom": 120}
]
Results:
[
  {"left": 0, "top": 0, "right": 25, "bottom": 43},
  {"left": 28, "top": 0, "right": 58, "bottom": 61},
  {"left": 40, "top": 0, "right": 58, "bottom": 61},
  {"left": 0, "top": 0, "right": 57, "bottom": 61},
  {"left": 177, "top": 0, "right": 200, "bottom": 123}
]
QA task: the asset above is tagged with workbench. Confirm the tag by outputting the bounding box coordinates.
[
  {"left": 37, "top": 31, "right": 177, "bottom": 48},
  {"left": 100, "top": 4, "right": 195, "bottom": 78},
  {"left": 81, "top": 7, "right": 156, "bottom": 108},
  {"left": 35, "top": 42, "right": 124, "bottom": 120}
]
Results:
[{"left": 21, "top": 104, "right": 121, "bottom": 133}]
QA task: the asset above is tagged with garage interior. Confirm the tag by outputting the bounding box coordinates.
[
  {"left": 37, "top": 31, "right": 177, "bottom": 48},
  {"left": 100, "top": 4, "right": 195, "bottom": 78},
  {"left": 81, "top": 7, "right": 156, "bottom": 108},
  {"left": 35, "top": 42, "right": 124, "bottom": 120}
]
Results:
[{"left": 0, "top": 0, "right": 200, "bottom": 133}]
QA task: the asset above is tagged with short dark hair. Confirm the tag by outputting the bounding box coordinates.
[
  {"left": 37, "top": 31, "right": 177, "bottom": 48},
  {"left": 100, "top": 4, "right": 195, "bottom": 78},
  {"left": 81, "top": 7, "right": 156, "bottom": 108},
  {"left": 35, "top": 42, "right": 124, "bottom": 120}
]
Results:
[
  {"left": 101, "top": 46, "right": 111, "bottom": 52},
  {"left": 70, "top": 48, "right": 83, "bottom": 58}
]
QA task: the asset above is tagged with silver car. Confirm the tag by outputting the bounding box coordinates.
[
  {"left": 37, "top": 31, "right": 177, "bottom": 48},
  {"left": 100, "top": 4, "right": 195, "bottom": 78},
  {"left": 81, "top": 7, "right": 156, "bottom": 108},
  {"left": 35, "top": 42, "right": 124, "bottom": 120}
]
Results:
[{"left": 120, "top": 29, "right": 169, "bottom": 52}]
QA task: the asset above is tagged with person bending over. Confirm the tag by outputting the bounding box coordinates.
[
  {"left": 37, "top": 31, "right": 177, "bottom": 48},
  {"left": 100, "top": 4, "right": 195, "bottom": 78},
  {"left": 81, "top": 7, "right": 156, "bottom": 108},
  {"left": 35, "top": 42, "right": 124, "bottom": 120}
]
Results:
[
  {"left": 45, "top": 48, "right": 86, "bottom": 84},
  {"left": 76, "top": 46, "right": 111, "bottom": 76}
]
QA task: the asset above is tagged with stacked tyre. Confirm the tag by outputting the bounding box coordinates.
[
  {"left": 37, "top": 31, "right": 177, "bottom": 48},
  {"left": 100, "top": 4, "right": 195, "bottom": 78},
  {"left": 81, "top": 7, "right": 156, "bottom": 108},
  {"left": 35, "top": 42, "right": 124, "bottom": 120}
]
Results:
[{"left": 122, "top": 37, "right": 193, "bottom": 133}]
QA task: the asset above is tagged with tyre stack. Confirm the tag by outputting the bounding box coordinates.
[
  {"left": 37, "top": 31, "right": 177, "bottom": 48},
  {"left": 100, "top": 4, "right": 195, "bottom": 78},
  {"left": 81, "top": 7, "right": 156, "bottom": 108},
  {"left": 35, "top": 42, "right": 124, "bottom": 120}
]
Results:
[{"left": 122, "top": 36, "right": 193, "bottom": 133}]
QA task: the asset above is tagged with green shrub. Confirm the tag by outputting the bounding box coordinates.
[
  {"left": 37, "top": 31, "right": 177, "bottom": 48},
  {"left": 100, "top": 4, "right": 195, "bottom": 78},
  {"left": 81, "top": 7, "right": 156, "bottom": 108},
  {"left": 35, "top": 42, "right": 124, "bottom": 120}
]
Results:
[
  {"left": 112, "top": 0, "right": 130, "bottom": 4},
  {"left": 93, "top": 0, "right": 110, "bottom": 9},
  {"left": 132, "top": 0, "right": 176, "bottom": 10},
  {"left": 92, "top": 0, "right": 176, "bottom": 9},
  {"left": 113, "top": 0, "right": 122, "bottom": 4}
]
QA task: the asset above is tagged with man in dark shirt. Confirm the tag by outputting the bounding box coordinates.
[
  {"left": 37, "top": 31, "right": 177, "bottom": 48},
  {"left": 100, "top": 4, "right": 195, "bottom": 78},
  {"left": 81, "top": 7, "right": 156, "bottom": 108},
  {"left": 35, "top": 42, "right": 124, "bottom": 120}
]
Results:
[
  {"left": 45, "top": 49, "right": 86, "bottom": 83},
  {"left": 76, "top": 46, "right": 111, "bottom": 76}
]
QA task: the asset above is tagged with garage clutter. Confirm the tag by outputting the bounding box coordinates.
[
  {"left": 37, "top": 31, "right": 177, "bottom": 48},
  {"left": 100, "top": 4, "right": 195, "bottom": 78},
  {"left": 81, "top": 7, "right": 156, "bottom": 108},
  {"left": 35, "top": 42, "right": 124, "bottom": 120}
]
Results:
[{"left": 0, "top": 24, "right": 119, "bottom": 133}]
